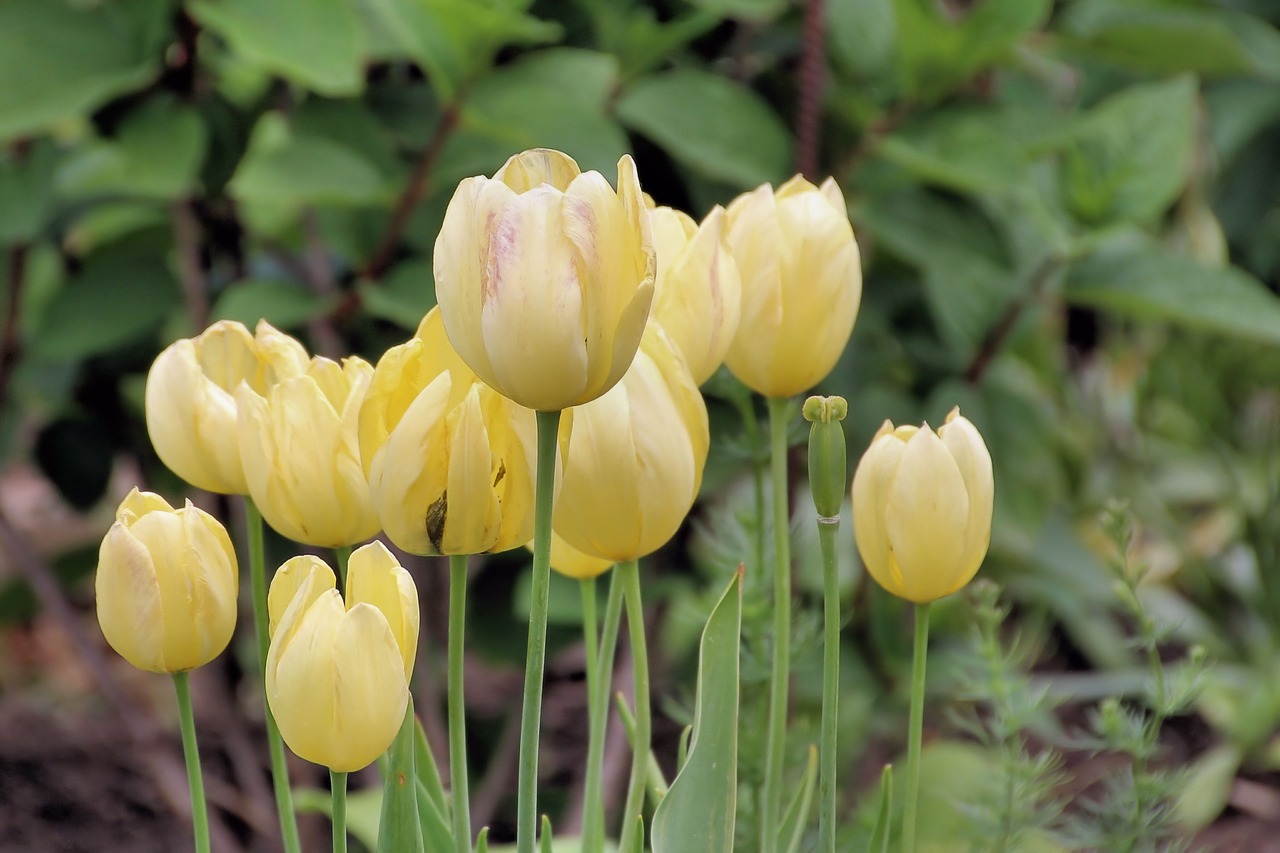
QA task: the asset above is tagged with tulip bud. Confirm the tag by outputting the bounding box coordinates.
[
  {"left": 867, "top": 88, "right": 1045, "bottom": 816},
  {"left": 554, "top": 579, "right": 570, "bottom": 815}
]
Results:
[
  {"left": 237, "top": 354, "right": 381, "bottom": 547},
  {"left": 145, "top": 320, "right": 309, "bottom": 494},
  {"left": 547, "top": 531, "right": 614, "bottom": 580},
  {"left": 649, "top": 205, "right": 742, "bottom": 385},
  {"left": 95, "top": 488, "right": 239, "bottom": 673},
  {"left": 434, "top": 148, "right": 656, "bottom": 411},
  {"left": 359, "top": 307, "right": 537, "bottom": 556},
  {"left": 803, "top": 395, "right": 848, "bottom": 520},
  {"left": 266, "top": 546, "right": 418, "bottom": 772},
  {"left": 724, "top": 175, "right": 862, "bottom": 398},
  {"left": 553, "top": 323, "right": 709, "bottom": 562},
  {"left": 851, "top": 408, "right": 993, "bottom": 603}
]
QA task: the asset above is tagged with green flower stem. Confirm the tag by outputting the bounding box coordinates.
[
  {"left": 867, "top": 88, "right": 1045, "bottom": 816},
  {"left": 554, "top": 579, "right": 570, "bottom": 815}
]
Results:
[
  {"left": 172, "top": 671, "right": 211, "bottom": 853},
  {"left": 579, "top": 577, "right": 600, "bottom": 850},
  {"left": 903, "top": 602, "right": 932, "bottom": 853},
  {"left": 516, "top": 408, "right": 562, "bottom": 853},
  {"left": 448, "top": 554, "right": 473, "bottom": 853},
  {"left": 761, "top": 395, "right": 794, "bottom": 850},
  {"left": 333, "top": 544, "right": 352, "bottom": 589},
  {"left": 617, "top": 559, "right": 650, "bottom": 853},
  {"left": 582, "top": 569, "right": 624, "bottom": 853},
  {"left": 817, "top": 519, "right": 841, "bottom": 852},
  {"left": 245, "top": 499, "right": 301, "bottom": 853},
  {"left": 331, "top": 770, "right": 348, "bottom": 853},
  {"left": 733, "top": 394, "right": 768, "bottom": 599}
]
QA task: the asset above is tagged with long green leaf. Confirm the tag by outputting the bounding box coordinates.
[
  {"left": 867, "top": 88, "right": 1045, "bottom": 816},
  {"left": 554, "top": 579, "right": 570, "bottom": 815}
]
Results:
[
  {"left": 378, "top": 700, "right": 425, "bottom": 853},
  {"left": 778, "top": 745, "right": 818, "bottom": 853},
  {"left": 650, "top": 570, "right": 742, "bottom": 853},
  {"left": 868, "top": 765, "right": 893, "bottom": 853}
]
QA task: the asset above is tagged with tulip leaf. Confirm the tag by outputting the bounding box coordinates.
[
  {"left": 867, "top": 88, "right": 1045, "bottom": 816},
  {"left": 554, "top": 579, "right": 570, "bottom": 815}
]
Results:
[
  {"left": 1065, "top": 245, "right": 1280, "bottom": 346},
  {"left": 616, "top": 69, "right": 791, "bottom": 189},
  {"left": 778, "top": 744, "right": 818, "bottom": 853},
  {"left": 650, "top": 569, "right": 742, "bottom": 853},
  {"left": 189, "top": 0, "right": 364, "bottom": 96},
  {"left": 477, "top": 827, "right": 490, "bottom": 853},
  {"left": 294, "top": 787, "right": 383, "bottom": 850},
  {"left": 0, "top": 0, "right": 170, "bottom": 142},
  {"left": 378, "top": 701, "right": 426, "bottom": 853},
  {"left": 539, "top": 815, "right": 554, "bottom": 853},
  {"left": 867, "top": 765, "right": 894, "bottom": 853},
  {"left": 412, "top": 716, "right": 454, "bottom": 843}
]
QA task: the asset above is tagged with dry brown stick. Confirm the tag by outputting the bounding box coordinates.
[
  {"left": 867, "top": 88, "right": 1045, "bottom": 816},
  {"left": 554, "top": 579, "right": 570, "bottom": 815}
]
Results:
[
  {"left": 795, "top": 0, "right": 827, "bottom": 179},
  {"left": 363, "top": 104, "right": 461, "bottom": 281}
]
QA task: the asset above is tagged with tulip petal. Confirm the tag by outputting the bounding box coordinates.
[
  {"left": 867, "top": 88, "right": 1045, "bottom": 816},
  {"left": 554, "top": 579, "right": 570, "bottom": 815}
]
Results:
[
  {"left": 96, "top": 523, "right": 165, "bottom": 672},
  {"left": 327, "top": 603, "right": 410, "bottom": 772},
  {"left": 939, "top": 412, "right": 994, "bottom": 590},
  {"left": 496, "top": 148, "right": 581, "bottom": 192},
  {"left": 372, "top": 371, "right": 453, "bottom": 555},
  {"left": 851, "top": 431, "right": 910, "bottom": 598},
  {"left": 268, "top": 589, "right": 343, "bottom": 768},
  {"left": 268, "top": 556, "right": 336, "bottom": 638},
  {"left": 345, "top": 541, "right": 419, "bottom": 678},
  {"left": 443, "top": 385, "right": 502, "bottom": 554}
]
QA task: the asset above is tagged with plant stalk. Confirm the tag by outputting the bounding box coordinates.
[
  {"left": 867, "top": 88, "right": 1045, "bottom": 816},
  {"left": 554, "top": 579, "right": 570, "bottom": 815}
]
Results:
[
  {"left": 331, "top": 770, "right": 348, "bottom": 853},
  {"left": 449, "top": 554, "right": 473, "bottom": 853},
  {"left": 173, "top": 671, "right": 211, "bottom": 853},
  {"left": 818, "top": 519, "right": 841, "bottom": 852},
  {"left": 903, "top": 602, "right": 932, "bottom": 853},
  {"left": 617, "top": 559, "right": 650, "bottom": 852},
  {"left": 583, "top": 569, "right": 624, "bottom": 852},
  {"left": 761, "top": 395, "right": 794, "bottom": 849}
]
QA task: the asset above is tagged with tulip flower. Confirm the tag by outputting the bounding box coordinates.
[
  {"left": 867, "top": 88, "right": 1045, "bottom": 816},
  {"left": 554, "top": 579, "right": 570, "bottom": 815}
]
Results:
[
  {"left": 145, "top": 320, "right": 308, "bottom": 494},
  {"left": 648, "top": 205, "right": 742, "bottom": 385},
  {"left": 553, "top": 323, "right": 709, "bottom": 563},
  {"left": 266, "top": 543, "right": 418, "bottom": 772},
  {"left": 95, "top": 488, "right": 239, "bottom": 673},
  {"left": 360, "top": 306, "right": 538, "bottom": 556},
  {"left": 434, "top": 147, "right": 656, "bottom": 411},
  {"left": 237, "top": 354, "right": 381, "bottom": 547},
  {"left": 724, "top": 175, "right": 862, "bottom": 399},
  {"left": 548, "top": 531, "right": 614, "bottom": 580},
  {"left": 851, "top": 408, "right": 994, "bottom": 604}
]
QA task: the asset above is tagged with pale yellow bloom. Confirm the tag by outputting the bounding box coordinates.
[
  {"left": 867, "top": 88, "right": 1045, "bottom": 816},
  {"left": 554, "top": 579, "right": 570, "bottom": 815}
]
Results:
[
  {"left": 95, "top": 488, "right": 239, "bottom": 673},
  {"left": 145, "top": 320, "right": 308, "bottom": 493},
  {"left": 547, "top": 531, "right": 614, "bottom": 580},
  {"left": 359, "top": 307, "right": 537, "bottom": 555},
  {"left": 553, "top": 324, "right": 709, "bottom": 562},
  {"left": 649, "top": 205, "right": 742, "bottom": 385},
  {"left": 724, "top": 175, "right": 862, "bottom": 398},
  {"left": 265, "top": 545, "right": 418, "bottom": 772},
  {"left": 851, "top": 409, "right": 993, "bottom": 603},
  {"left": 237, "top": 354, "right": 380, "bottom": 547},
  {"left": 434, "top": 148, "right": 656, "bottom": 411}
]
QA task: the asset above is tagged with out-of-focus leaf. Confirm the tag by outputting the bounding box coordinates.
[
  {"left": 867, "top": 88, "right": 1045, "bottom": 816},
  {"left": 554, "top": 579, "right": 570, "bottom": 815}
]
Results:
[
  {"left": 212, "top": 280, "right": 327, "bottom": 329},
  {"left": 0, "top": 141, "right": 57, "bottom": 242},
  {"left": 683, "top": 0, "right": 785, "bottom": 19},
  {"left": 877, "top": 111, "right": 1031, "bottom": 194},
  {"left": 34, "top": 418, "right": 113, "bottom": 510},
  {"left": 616, "top": 69, "right": 791, "bottom": 189},
  {"left": 190, "top": 0, "right": 365, "bottom": 96},
  {"left": 436, "top": 48, "right": 628, "bottom": 184},
  {"left": 1205, "top": 79, "right": 1280, "bottom": 167},
  {"left": 229, "top": 112, "right": 394, "bottom": 216},
  {"left": 1065, "top": 246, "right": 1280, "bottom": 345},
  {"left": 1174, "top": 743, "right": 1241, "bottom": 833},
  {"left": 828, "top": 0, "right": 895, "bottom": 77},
  {"left": 894, "top": 0, "right": 1051, "bottom": 102},
  {"left": 360, "top": 258, "right": 437, "bottom": 329},
  {"left": 651, "top": 570, "right": 741, "bottom": 853},
  {"left": 57, "top": 99, "right": 207, "bottom": 199},
  {"left": 868, "top": 765, "right": 893, "bottom": 853},
  {"left": 294, "top": 787, "right": 383, "bottom": 850},
  {"left": 1061, "top": 0, "right": 1280, "bottom": 78},
  {"left": 1061, "top": 76, "right": 1197, "bottom": 226},
  {"left": 33, "top": 246, "right": 180, "bottom": 360},
  {"left": 0, "top": 0, "right": 171, "bottom": 141},
  {"left": 378, "top": 701, "right": 426, "bottom": 853},
  {"left": 363, "top": 0, "right": 560, "bottom": 103}
]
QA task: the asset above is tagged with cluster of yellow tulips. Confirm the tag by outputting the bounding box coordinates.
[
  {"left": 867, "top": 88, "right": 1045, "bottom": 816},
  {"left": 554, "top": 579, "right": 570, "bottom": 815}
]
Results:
[{"left": 93, "top": 146, "right": 993, "bottom": 853}]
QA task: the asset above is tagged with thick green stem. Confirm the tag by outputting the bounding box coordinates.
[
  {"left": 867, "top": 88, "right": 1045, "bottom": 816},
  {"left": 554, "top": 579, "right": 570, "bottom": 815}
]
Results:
[
  {"left": 617, "top": 560, "right": 650, "bottom": 853},
  {"left": 516, "top": 408, "right": 562, "bottom": 853},
  {"left": 761, "top": 395, "right": 793, "bottom": 850},
  {"left": 817, "top": 520, "right": 841, "bottom": 852},
  {"left": 331, "top": 770, "right": 348, "bottom": 853},
  {"left": 583, "top": 569, "right": 624, "bottom": 852},
  {"left": 245, "top": 499, "right": 301, "bottom": 853},
  {"left": 903, "top": 602, "right": 932, "bottom": 853},
  {"left": 173, "top": 672, "right": 211, "bottom": 853},
  {"left": 449, "top": 555, "right": 473, "bottom": 853},
  {"left": 333, "top": 544, "right": 352, "bottom": 589},
  {"left": 735, "top": 395, "right": 768, "bottom": 599}
]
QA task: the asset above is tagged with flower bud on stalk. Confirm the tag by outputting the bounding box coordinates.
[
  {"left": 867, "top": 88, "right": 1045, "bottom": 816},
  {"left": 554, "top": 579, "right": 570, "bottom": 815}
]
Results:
[{"left": 803, "top": 395, "right": 849, "bottom": 521}]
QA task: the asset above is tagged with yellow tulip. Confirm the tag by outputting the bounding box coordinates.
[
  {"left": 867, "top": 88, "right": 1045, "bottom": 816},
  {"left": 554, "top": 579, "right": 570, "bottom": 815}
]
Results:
[
  {"left": 649, "top": 205, "right": 742, "bottom": 385},
  {"left": 434, "top": 148, "right": 656, "bottom": 411},
  {"left": 95, "top": 488, "right": 239, "bottom": 673},
  {"left": 724, "top": 175, "right": 862, "bottom": 398},
  {"left": 360, "top": 307, "right": 537, "bottom": 555},
  {"left": 553, "top": 323, "right": 709, "bottom": 562},
  {"left": 237, "top": 354, "right": 381, "bottom": 547},
  {"left": 851, "top": 408, "right": 993, "bottom": 603},
  {"left": 265, "top": 544, "right": 418, "bottom": 772},
  {"left": 145, "top": 320, "right": 308, "bottom": 493},
  {"left": 547, "top": 531, "right": 614, "bottom": 580}
]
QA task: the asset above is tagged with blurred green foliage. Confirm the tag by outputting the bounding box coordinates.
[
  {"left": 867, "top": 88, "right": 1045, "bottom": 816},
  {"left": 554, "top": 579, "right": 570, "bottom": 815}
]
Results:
[{"left": 5, "top": 0, "right": 1280, "bottom": 847}]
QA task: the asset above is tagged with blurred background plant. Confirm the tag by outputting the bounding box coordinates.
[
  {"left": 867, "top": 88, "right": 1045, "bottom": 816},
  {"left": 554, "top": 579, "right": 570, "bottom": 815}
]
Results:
[{"left": 3, "top": 0, "right": 1280, "bottom": 849}]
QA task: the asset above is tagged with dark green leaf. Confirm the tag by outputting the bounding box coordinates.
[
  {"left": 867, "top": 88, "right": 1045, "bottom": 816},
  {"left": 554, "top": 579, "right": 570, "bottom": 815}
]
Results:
[
  {"left": 190, "top": 0, "right": 365, "bottom": 95},
  {"left": 378, "top": 700, "right": 426, "bottom": 853},
  {"left": 34, "top": 418, "right": 113, "bottom": 510},
  {"left": 0, "top": 141, "right": 57, "bottom": 242},
  {"left": 877, "top": 111, "right": 1031, "bottom": 194},
  {"left": 360, "top": 259, "right": 437, "bottom": 330},
  {"left": 616, "top": 69, "right": 791, "bottom": 189},
  {"left": 827, "top": 0, "right": 896, "bottom": 78},
  {"left": 1065, "top": 246, "right": 1280, "bottom": 345},
  {"left": 212, "top": 280, "right": 327, "bottom": 330}
]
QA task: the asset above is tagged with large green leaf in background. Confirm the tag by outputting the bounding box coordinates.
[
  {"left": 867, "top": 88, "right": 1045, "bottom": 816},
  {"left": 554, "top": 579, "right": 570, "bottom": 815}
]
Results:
[
  {"left": 191, "top": 0, "right": 365, "bottom": 96},
  {"left": 877, "top": 110, "right": 1032, "bottom": 195},
  {"left": 651, "top": 570, "right": 741, "bottom": 853},
  {"left": 1062, "top": 76, "right": 1197, "bottom": 226},
  {"left": 0, "top": 0, "right": 172, "bottom": 141},
  {"left": 0, "top": 141, "right": 57, "bottom": 243},
  {"left": 1065, "top": 246, "right": 1280, "bottom": 346},
  {"left": 616, "top": 69, "right": 792, "bottom": 189}
]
